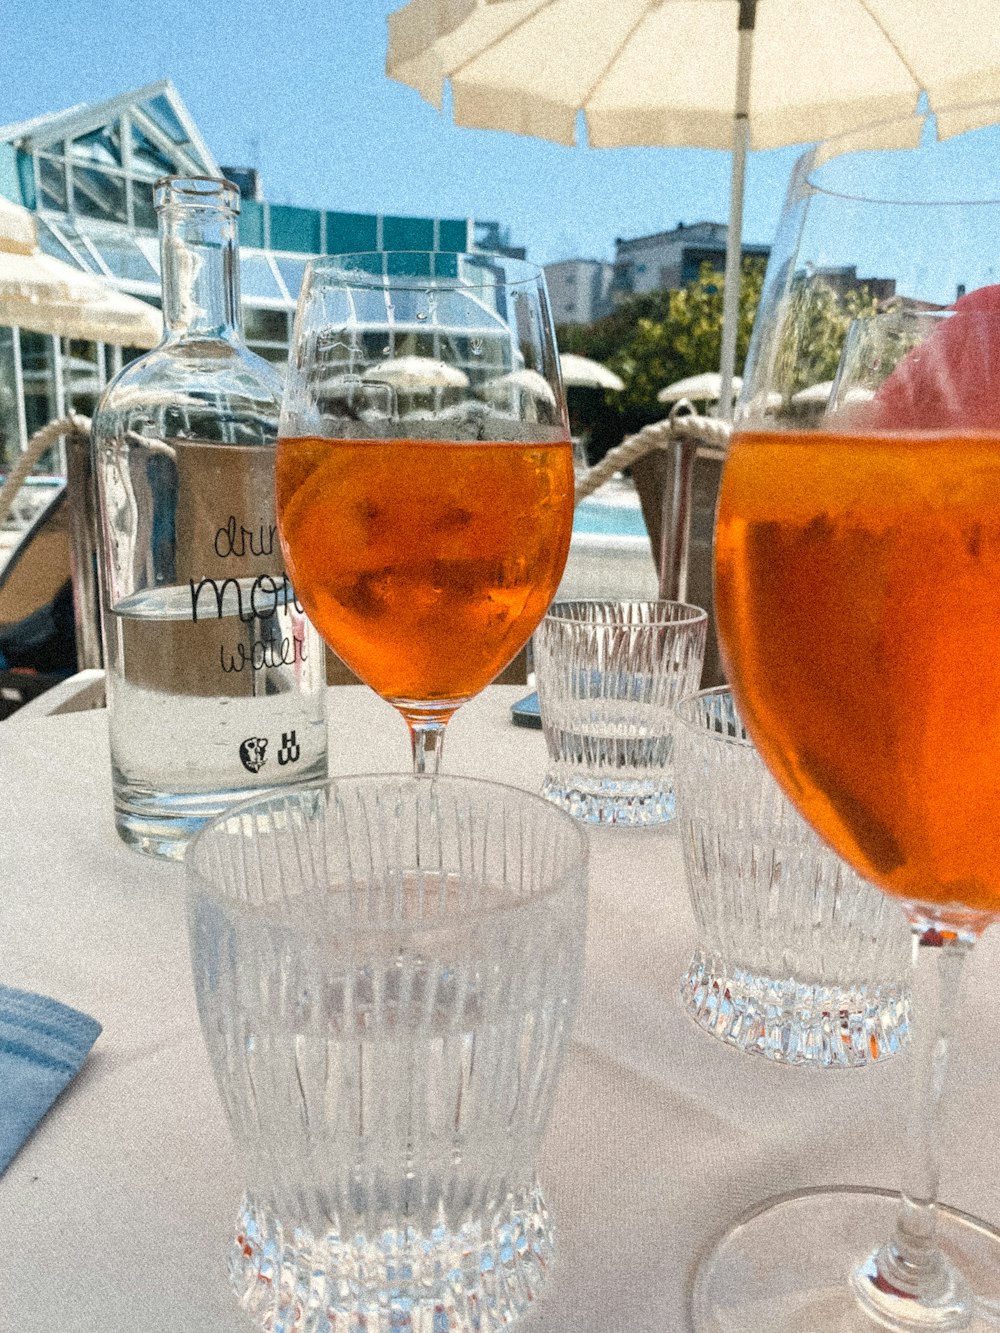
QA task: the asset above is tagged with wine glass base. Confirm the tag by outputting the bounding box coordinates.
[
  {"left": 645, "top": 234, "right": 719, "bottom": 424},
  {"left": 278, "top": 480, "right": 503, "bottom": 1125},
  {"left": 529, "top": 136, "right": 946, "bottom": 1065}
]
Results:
[{"left": 691, "top": 1186, "right": 1000, "bottom": 1333}]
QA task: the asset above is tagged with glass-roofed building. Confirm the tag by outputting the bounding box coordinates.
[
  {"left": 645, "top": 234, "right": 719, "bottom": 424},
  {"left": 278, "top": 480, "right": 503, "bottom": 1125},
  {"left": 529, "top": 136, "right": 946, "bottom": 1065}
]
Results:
[{"left": 0, "top": 79, "right": 522, "bottom": 468}]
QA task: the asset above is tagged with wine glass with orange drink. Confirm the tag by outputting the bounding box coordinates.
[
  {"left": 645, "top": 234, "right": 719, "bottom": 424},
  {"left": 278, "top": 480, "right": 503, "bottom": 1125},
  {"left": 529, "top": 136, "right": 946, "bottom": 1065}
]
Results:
[
  {"left": 275, "top": 252, "right": 574, "bottom": 773},
  {"left": 696, "top": 107, "right": 1000, "bottom": 1332}
]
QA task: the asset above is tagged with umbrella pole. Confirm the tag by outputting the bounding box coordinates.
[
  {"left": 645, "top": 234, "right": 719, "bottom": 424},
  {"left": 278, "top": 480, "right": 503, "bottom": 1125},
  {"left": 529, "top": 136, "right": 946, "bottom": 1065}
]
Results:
[{"left": 718, "top": 0, "right": 756, "bottom": 424}]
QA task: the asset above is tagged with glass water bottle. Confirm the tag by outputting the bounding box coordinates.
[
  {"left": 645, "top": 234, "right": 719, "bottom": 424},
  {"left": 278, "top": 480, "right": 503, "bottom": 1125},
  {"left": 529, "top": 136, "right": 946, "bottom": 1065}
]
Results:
[{"left": 91, "top": 176, "right": 328, "bottom": 860}]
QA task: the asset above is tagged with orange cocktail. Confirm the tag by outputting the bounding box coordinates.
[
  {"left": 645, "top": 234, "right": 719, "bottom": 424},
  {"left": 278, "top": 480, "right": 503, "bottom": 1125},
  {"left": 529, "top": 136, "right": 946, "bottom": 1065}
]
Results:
[
  {"left": 276, "top": 435, "right": 575, "bottom": 710},
  {"left": 715, "top": 427, "right": 1000, "bottom": 916}
]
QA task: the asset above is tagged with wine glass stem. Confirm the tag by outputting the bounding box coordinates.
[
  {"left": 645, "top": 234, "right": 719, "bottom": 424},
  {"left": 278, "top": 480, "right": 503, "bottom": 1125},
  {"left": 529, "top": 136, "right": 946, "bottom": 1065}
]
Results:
[
  {"left": 853, "top": 922, "right": 977, "bottom": 1324},
  {"left": 900, "top": 930, "right": 970, "bottom": 1254},
  {"left": 409, "top": 720, "right": 446, "bottom": 775}
]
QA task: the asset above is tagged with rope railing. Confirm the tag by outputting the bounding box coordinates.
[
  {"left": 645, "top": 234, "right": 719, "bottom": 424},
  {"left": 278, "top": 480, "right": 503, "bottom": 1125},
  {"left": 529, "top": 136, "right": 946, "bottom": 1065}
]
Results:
[
  {"left": 1, "top": 405, "right": 732, "bottom": 525},
  {"left": 574, "top": 401, "right": 731, "bottom": 505},
  {"left": 0, "top": 414, "right": 92, "bottom": 529},
  {"left": 0, "top": 413, "right": 101, "bottom": 672}
]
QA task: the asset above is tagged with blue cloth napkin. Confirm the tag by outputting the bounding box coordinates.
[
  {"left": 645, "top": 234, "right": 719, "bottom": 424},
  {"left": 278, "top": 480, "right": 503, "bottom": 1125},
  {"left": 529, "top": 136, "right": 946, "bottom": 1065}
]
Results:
[{"left": 0, "top": 985, "right": 101, "bottom": 1174}]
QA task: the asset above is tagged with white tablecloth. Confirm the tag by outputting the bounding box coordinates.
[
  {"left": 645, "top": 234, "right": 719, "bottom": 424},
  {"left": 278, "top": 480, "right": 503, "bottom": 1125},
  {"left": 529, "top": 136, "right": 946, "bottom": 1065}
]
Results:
[{"left": 2, "top": 685, "right": 999, "bottom": 1332}]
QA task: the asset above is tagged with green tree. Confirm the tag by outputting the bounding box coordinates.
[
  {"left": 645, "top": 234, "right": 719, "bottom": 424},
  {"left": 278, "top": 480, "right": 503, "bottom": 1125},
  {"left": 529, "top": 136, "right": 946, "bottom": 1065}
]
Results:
[
  {"left": 557, "top": 261, "right": 881, "bottom": 456},
  {"left": 611, "top": 258, "right": 764, "bottom": 417},
  {"left": 769, "top": 278, "right": 880, "bottom": 401},
  {"left": 557, "top": 258, "right": 765, "bottom": 456}
]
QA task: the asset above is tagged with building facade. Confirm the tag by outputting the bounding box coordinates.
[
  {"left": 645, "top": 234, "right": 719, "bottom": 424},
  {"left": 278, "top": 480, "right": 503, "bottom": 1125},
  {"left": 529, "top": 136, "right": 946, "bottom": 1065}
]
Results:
[
  {"left": 543, "top": 258, "right": 615, "bottom": 325},
  {"left": 812, "top": 265, "right": 896, "bottom": 304},
  {"left": 0, "top": 80, "right": 519, "bottom": 468},
  {"left": 611, "top": 221, "right": 771, "bottom": 301}
]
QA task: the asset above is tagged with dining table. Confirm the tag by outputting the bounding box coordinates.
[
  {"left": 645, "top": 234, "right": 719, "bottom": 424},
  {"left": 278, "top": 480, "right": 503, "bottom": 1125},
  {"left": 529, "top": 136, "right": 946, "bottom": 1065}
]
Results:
[{"left": 3, "top": 680, "right": 1000, "bottom": 1332}]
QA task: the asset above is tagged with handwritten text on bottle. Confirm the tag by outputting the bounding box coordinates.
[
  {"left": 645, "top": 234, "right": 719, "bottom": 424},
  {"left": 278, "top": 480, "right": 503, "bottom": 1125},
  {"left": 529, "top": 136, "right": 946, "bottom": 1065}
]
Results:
[{"left": 190, "top": 515, "right": 310, "bottom": 674}]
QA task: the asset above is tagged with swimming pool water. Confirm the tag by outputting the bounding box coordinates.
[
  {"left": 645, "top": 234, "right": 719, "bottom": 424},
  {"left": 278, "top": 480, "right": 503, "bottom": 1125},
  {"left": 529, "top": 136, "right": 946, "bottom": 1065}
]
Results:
[{"left": 572, "top": 496, "right": 649, "bottom": 539}]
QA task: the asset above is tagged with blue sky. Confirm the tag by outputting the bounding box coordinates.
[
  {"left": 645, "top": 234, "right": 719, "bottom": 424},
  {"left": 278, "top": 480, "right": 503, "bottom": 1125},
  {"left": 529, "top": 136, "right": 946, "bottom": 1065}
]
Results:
[{"left": 0, "top": 0, "right": 806, "bottom": 266}]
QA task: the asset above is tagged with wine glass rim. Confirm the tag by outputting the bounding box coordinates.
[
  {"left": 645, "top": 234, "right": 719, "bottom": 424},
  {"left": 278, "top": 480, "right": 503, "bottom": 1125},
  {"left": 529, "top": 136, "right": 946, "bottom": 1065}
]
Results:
[
  {"left": 804, "top": 98, "right": 1000, "bottom": 208},
  {"left": 305, "top": 250, "right": 547, "bottom": 291}
]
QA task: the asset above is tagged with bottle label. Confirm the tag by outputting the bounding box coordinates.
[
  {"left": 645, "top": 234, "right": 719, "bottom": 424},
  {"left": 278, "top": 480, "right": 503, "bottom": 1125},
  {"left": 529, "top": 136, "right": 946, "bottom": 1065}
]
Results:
[
  {"left": 104, "top": 506, "right": 327, "bottom": 791},
  {"left": 237, "top": 729, "right": 302, "bottom": 772},
  {"left": 184, "top": 514, "right": 310, "bottom": 678}
]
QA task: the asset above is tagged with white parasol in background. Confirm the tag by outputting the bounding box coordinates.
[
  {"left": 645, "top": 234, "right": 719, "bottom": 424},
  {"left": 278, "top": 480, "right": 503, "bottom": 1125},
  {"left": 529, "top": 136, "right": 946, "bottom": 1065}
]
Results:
[
  {"left": 387, "top": 0, "right": 1000, "bottom": 418},
  {"left": 0, "top": 195, "right": 161, "bottom": 348},
  {"left": 657, "top": 370, "right": 742, "bottom": 403},
  {"left": 362, "top": 355, "right": 470, "bottom": 389},
  {"left": 484, "top": 366, "right": 558, "bottom": 405},
  {"left": 559, "top": 352, "right": 624, "bottom": 391},
  {"left": 791, "top": 380, "right": 874, "bottom": 406},
  {"left": 790, "top": 379, "right": 834, "bottom": 405}
]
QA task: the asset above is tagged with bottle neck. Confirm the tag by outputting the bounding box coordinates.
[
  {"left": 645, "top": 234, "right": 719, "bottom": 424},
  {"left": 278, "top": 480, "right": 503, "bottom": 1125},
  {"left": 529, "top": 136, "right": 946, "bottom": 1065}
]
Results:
[{"left": 159, "top": 204, "right": 242, "bottom": 340}]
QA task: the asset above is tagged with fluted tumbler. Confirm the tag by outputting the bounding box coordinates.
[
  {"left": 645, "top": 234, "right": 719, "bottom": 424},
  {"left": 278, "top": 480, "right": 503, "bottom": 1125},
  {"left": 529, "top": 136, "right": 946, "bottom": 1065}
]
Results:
[
  {"left": 186, "top": 774, "right": 589, "bottom": 1333},
  {"left": 674, "top": 687, "right": 911, "bottom": 1067},
  {"left": 535, "top": 599, "right": 707, "bottom": 825}
]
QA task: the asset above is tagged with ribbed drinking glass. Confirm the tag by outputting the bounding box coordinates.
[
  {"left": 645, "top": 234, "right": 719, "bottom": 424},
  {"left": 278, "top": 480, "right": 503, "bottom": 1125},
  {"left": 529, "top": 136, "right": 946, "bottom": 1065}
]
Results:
[
  {"left": 674, "top": 685, "right": 911, "bottom": 1066},
  {"left": 534, "top": 599, "right": 707, "bottom": 824},
  {"left": 186, "top": 773, "right": 589, "bottom": 1333}
]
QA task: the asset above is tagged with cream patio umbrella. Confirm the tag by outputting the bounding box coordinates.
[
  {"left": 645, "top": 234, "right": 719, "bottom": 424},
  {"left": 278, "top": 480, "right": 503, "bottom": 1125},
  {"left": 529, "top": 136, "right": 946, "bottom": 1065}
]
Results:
[
  {"left": 483, "top": 366, "right": 558, "bottom": 405},
  {"left": 0, "top": 196, "right": 162, "bottom": 348},
  {"left": 362, "top": 355, "right": 470, "bottom": 389},
  {"left": 790, "top": 379, "right": 835, "bottom": 405},
  {"left": 657, "top": 370, "right": 742, "bottom": 404},
  {"left": 387, "top": 0, "right": 1000, "bottom": 419},
  {"left": 559, "top": 352, "right": 624, "bottom": 390},
  {"left": 790, "top": 380, "right": 874, "bottom": 407}
]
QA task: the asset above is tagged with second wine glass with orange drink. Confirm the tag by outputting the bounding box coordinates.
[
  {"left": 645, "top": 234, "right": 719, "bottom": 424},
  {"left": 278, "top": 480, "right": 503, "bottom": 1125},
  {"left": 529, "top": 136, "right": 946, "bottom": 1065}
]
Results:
[
  {"left": 275, "top": 251, "right": 574, "bottom": 772},
  {"left": 696, "top": 106, "right": 1000, "bottom": 1333}
]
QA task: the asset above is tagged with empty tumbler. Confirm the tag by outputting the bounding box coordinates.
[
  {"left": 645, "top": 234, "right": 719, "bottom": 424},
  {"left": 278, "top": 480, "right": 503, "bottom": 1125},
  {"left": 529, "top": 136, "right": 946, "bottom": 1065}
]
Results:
[{"left": 674, "top": 687, "right": 911, "bottom": 1067}]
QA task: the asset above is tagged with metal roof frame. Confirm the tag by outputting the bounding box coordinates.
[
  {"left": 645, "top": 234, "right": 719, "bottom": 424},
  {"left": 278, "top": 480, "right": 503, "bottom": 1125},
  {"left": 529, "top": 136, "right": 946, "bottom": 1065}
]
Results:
[{"left": 0, "top": 80, "right": 219, "bottom": 180}]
